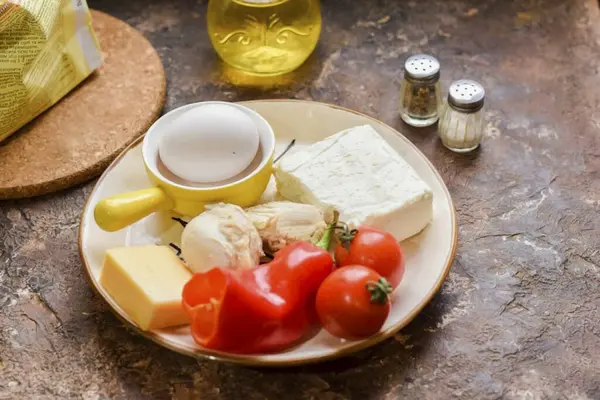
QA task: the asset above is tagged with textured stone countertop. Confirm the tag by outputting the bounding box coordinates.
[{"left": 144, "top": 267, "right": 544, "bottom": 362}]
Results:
[{"left": 1, "top": 0, "right": 599, "bottom": 398}]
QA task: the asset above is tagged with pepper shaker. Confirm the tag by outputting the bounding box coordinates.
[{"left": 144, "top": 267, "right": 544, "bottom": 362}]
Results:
[
  {"left": 438, "top": 79, "right": 486, "bottom": 152},
  {"left": 399, "top": 54, "right": 442, "bottom": 127}
]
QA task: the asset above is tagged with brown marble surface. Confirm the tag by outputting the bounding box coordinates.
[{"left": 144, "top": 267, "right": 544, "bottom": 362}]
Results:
[{"left": 1, "top": 0, "right": 599, "bottom": 398}]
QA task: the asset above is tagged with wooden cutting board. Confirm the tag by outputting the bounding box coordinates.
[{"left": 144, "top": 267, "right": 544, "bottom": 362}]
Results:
[{"left": 0, "top": 10, "right": 166, "bottom": 200}]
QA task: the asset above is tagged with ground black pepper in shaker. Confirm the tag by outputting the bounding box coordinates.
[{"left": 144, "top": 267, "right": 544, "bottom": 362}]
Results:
[{"left": 399, "top": 54, "right": 442, "bottom": 127}]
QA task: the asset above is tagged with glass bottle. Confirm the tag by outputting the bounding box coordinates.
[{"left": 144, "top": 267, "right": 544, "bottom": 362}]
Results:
[
  {"left": 438, "top": 79, "right": 486, "bottom": 153},
  {"left": 207, "top": 0, "right": 321, "bottom": 76},
  {"left": 399, "top": 54, "right": 442, "bottom": 127}
]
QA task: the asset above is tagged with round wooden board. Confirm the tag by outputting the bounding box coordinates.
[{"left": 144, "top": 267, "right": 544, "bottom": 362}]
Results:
[{"left": 0, "top": 10, "right": 166, "bottom": 200}]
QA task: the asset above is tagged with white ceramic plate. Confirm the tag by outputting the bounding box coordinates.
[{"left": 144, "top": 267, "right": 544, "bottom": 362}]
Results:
[{"left": 79, "top": 100, "right": 457, "bottom": 367}]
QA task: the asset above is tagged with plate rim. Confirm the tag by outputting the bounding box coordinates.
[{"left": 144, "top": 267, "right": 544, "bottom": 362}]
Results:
[{"left": 78, "top": 99, "right": 458, "bottom": 367}]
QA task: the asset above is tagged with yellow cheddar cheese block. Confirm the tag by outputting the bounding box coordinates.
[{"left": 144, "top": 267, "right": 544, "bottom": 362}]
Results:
[{"left": 100, "top": 245, "right": 192, "bottom": 331}]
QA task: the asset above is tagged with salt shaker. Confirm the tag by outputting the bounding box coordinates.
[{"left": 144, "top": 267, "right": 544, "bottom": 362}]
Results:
[
  {"left": 399, "top": 54, "right": 442, "bottom": 127},
  {"left": 438, "top": 79, "right": 486, "bottom": 152}
]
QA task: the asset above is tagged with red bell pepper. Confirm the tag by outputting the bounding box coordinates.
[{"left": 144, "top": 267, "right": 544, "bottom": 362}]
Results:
[{"left": 182, "top": 226, "right": 335, "bottom": 354}]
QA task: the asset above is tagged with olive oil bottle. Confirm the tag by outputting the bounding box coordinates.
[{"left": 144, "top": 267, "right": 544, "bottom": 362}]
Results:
[{"left": 207, "top": 0, "right": 321, "bottom": 76}]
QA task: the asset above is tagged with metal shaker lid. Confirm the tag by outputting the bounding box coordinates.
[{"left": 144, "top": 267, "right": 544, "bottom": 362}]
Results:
[
  {"left": 404, "top": 54, "right": 440, "bottom": 82},
  {"left": 448, "top": 79, "right": 485, "bottom": 112}
]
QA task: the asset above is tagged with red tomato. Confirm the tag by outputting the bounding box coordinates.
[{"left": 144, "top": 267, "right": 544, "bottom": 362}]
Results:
[
  {"left": 316, "top": 265, "right": 392, "bottom": 340},
  {"left": 334, "top": 225, "right": 405, "bottom": 288}
]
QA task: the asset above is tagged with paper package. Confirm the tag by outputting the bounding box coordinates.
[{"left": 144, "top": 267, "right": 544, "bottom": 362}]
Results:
[{"left": 0, "top": 0, "right": 103, "bottom": 142}]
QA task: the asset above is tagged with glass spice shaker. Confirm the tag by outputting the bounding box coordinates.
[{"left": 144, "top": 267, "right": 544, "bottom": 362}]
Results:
[
  {"left": 399, "top": 54, "right": 442, "bottom": 127},
  {"left": 438, "top": 79, "right": 486, "bottom": 153}
]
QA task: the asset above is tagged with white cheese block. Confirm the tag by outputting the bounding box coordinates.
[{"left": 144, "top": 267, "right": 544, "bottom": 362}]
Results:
[{"left": 274, "top": 125, "right": 433, "bottom": 241}]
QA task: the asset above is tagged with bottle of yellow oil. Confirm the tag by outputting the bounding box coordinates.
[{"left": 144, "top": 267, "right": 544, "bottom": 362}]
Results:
[{"left": 207, "top": 0, "right": 321, "bottom": 76}]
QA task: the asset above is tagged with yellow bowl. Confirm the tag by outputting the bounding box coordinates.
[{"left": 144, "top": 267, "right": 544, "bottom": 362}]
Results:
[{"left": 94, "top": 101, "right": 276, "bottom": 232}]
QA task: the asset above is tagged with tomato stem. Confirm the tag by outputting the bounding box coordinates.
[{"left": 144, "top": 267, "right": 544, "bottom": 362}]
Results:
[
  {"left": 365, "top": 278, "right": 393, "bottom": 304},
  {"left": 316, "top": 210, "right": 339, "bottom": 251},
  {"left": 335, "top": 222, "right": 358, "bottom": 250}
]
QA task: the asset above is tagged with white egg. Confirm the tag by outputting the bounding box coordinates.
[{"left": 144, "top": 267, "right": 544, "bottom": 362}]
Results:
[{"left": 158, "top": 104, "right": 260, "bottom": 183}]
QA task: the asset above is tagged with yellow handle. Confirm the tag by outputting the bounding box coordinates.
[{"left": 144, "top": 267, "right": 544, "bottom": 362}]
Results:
[{"left": 94, "top": 187, "right": 174, "bottom": 232}]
